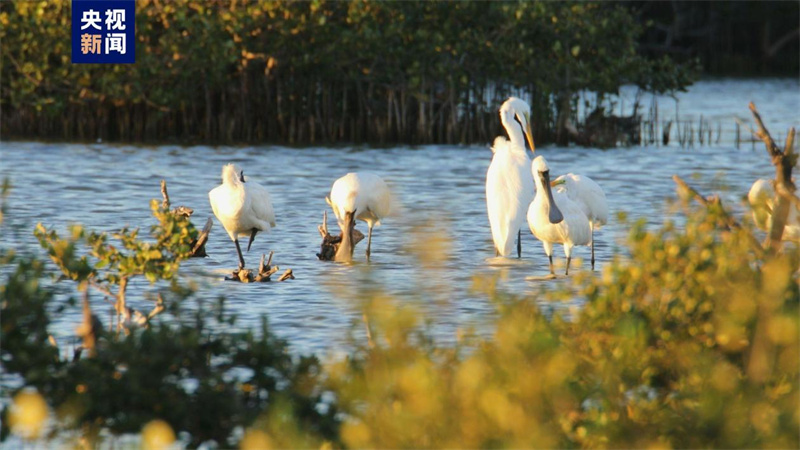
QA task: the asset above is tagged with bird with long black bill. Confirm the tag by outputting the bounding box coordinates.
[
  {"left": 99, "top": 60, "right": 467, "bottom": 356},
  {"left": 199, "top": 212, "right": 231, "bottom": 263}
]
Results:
[
  {"left": 528, "top": 156, "right": 591, "bottom": 276},
  {"left": 326, "top": 172, "right": 391, "bottom": 261},
  {"left": 209, "top": 163, "right": 276, "bottom": 269}
]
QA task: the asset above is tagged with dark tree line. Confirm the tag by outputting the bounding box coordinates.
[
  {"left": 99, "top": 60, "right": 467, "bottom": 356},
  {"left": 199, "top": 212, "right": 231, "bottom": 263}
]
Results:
[
  {"left": 2, "top": 1, "right": 697, "bottom": 145},
  {"left": 631, "top": 1, "right": 799, "bottom": 76}
]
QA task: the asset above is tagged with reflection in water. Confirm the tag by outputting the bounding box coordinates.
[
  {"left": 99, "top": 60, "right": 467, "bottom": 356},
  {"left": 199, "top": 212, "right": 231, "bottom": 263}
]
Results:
[{"left": 0, "top": 79, "right": 798, "bottom": 355}]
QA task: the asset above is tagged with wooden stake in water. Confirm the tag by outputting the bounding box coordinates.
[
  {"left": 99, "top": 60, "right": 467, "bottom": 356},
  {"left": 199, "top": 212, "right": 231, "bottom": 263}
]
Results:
[{"left": 736, "top": 122, "right": 740, "bottom": 149}]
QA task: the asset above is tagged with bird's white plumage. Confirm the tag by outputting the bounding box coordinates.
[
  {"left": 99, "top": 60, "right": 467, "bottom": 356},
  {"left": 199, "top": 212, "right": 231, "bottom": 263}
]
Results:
[
  {"left": 486, "top": 97, "right": 535, "bottom": 257},
  {"left": 209, "top": 164, "right": 276, "bottom": 241},
  {"left": 748, "top": 178, "right": 800, "bottom": 241},
  {"left": 554, "top": 173, "right": 608, "bottom": 228},
  {"left": 328, "top": 172, "right": 391, "bottom": 230},
  {"left": 527, "top": 156, "right": 591, "bottom": 271}
]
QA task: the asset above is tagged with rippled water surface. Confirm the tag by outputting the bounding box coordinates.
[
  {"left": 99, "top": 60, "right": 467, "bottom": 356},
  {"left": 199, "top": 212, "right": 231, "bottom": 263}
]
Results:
[{"left": 2, "top": 79, "right": 799, "bottom": 355}]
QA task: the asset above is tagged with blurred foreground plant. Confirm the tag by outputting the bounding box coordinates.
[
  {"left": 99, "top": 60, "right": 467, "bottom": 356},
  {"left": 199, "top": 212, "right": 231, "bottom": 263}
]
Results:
[
  {"left": 1, "top": 189, "right": 338, "bottom": 447},
  {"left": 328, "top": 189, "right": 798, "bottom": 448}
]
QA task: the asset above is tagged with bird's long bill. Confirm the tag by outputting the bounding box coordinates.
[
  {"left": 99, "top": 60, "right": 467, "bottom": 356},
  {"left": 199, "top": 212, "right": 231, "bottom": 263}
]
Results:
[
  {"left": 542, "top": 171, "right": 564, "bottom": 224},
  {"left": 525, "top": 121, "right": 535, "bottom": 153}
]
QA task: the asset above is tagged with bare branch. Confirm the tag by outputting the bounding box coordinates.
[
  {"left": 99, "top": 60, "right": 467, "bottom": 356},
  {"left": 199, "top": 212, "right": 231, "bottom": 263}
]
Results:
[
  {"left": 749, "top": 102, "right": 782, "bottom": 158},
  {"left": 749, "top": 103, "right": 796, "bottom": 253},
  {"left": 278, "top": 269, "right": 295, "bottom": 281},
  {"left": 673, "top": 175, "right": 765, "bottom": 257},
  {"left": 191, "top": 217, "right": 213, "bottom": 257},
  {"left": 75, "top": 290, "right": 98, "bottom": 357},
  {"left": 160, "top": 179, "right": 170, "bottom": 210},
  {"left": 89, "top": 278, "right": 116, "bottom": 300},
  {"left": 784, "top": 127, "right": 795, "bottom": 157}
]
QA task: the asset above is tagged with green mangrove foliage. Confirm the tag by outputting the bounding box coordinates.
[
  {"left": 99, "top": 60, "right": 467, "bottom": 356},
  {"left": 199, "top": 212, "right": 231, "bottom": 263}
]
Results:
[{"left": 1, "top": 1, "right": 695, "bottom": 145}]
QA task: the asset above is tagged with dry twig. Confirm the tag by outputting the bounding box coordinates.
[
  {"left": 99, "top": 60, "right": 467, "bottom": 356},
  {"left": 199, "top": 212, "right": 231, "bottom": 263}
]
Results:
[
  {"left": 672, "top": 175, "right": 765, "bottom": 258},
  {"left": 748, "top": 103, "right": 797, "bottom": 252}
]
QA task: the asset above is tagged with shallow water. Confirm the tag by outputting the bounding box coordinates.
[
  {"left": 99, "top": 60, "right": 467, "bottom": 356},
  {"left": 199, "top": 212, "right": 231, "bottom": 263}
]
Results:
[{"left": 1, "top": 79, "right": 798, "bottom": 356}]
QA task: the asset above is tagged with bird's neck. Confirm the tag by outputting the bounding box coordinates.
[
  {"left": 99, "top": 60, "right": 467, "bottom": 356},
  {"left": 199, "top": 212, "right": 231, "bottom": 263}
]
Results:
[
  {"left": 223, "top": 171, "right": 242, "bottom": 187},
  {"left": 501, "top": 114, "right": 526, "bottom": 151}
]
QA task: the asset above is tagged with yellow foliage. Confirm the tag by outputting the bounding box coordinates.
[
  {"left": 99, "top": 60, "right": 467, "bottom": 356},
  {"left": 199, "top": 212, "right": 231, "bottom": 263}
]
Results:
[
  {"left": 325, "top": 200, "right": 799, "bottom": 449},
  {"left": 141, "top": 419, "right": 175, "bottom": 450},
  {"left": 9, "top": 390, "right": 49, "bottom": 440}
]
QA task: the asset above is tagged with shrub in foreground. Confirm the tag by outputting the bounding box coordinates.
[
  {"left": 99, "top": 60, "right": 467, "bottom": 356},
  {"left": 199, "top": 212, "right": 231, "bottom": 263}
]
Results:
[{"left": 327, "top": 201, "right": 798, "bottom": 448}]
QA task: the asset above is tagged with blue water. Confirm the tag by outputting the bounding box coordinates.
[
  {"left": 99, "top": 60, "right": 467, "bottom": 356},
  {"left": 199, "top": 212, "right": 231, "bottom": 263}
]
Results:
[{"left": 1, "top": 78, "right": 798, "bottom": 357}]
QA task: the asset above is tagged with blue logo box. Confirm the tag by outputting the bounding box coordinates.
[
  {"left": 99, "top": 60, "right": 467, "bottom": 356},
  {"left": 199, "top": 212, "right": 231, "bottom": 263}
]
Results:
[{"left": 72, "top": 0, "right": 135, "bottom": 64}]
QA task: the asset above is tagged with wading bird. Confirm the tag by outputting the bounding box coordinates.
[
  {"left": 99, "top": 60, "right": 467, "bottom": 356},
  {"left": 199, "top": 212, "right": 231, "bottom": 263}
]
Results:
[
  {"left": 326, "top": 172, "right": 391, "bottom": 261},
  {"left": 551, "top": 173, "right": 608, "bottom": 269},
  {"left": 486, "top": 97, "right": 536, "bottom": 258},
  {"left": 748, "top": 178, "right": 800, "bottom": 241},
  {"left": 209, "top": 163, "right": 276, "bottom": 269},
  {"left": 527, "top": 156, "right": 591, "bottom": 276}
]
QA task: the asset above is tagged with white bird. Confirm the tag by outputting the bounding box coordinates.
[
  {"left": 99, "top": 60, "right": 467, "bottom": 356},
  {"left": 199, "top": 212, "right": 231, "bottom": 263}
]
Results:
[
  {"left": 326, "top": 172, "right": 392, "bottom": 260},
  {"left": 486, "top": 97, "right": 536, "bottom": 258},
  {"left": 748, "top": 178, "right": 800, "bottom": 241},
  {"left": 551, "top": 173, "right": 608, "bottom": 269},
  {"left": 209, "top": 163, "right": 276, "bottom": 269},
  {"left": 527, "top": 156, "right": 591, "bottom": 275}
]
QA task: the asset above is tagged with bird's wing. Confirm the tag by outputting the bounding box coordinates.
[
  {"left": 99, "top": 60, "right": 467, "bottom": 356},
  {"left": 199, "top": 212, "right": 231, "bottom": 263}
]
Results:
[
  {"left": 491, "top": 136, "right": 510, "bottom": 154},
  {"left": 208, "top": 186, "right": 222, "bottom": 219},
  {"left": 553, "top": 191, "right": 591, "bottom": 246},
  {"left": 486, "top": 151, "right": 532, "bottom": 256},
  {"left": 248, "top": 182, "right": 276, "bottom": 228},
  {"left": 557, "top": 174, "right": 608, "bottom": 226},
  {"left": 362, "top": 174, "right": 392, "bottom": 225}
]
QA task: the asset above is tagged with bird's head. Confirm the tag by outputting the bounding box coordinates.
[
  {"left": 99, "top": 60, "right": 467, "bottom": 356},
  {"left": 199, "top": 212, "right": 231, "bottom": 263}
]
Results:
[
  {"left": 532, "top": 155, "right": 549, "bottom": 174},
  {"left": 221, "top": 164, "right": 244, "bottom": 185},
  {"left": 500, "top": 97, "right": 535, "bottom": 152},
  {"left": 532, "top": 156, "right": 563, "bottom": 224}
]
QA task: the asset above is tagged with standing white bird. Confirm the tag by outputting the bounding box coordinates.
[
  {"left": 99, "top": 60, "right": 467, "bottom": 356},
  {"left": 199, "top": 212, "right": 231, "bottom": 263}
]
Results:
[
  {"left": 527, "top": 156, "right": 591, "bottom": 275},
  {"left": 551, "top": 173, "right": 608, "bottom": 269},
  {"left": 209, "top": 163, "right": 276, "bottom": 269},
  {"left": 486, "top": 97, "right": 536, "bottom": 258},
  {"left": 748, "top": 178, "right": 800, "bottom": 241},
  {"left": 326, "top": 172, "right": 392, "bottom": 260}
]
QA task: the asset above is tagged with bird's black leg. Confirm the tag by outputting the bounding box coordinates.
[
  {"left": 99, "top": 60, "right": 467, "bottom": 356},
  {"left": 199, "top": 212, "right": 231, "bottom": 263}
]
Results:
[
  {"left": 234, "top": 238, "right": 246, "bottom": 269},
  {"left": 517, "top": 230, "right": 522, "bottom": 258},
  {"left": 566, "top": 256, "right": 571, "bottom": 276},
  {"left": 548, "top": 255, "right": 554, "bottom": 275},
  {"left": 366, "top": 224, "right": 373, "bottom": 261},
  {"left": 247, "top": 228, "right": 258, "bottom": 252}
]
